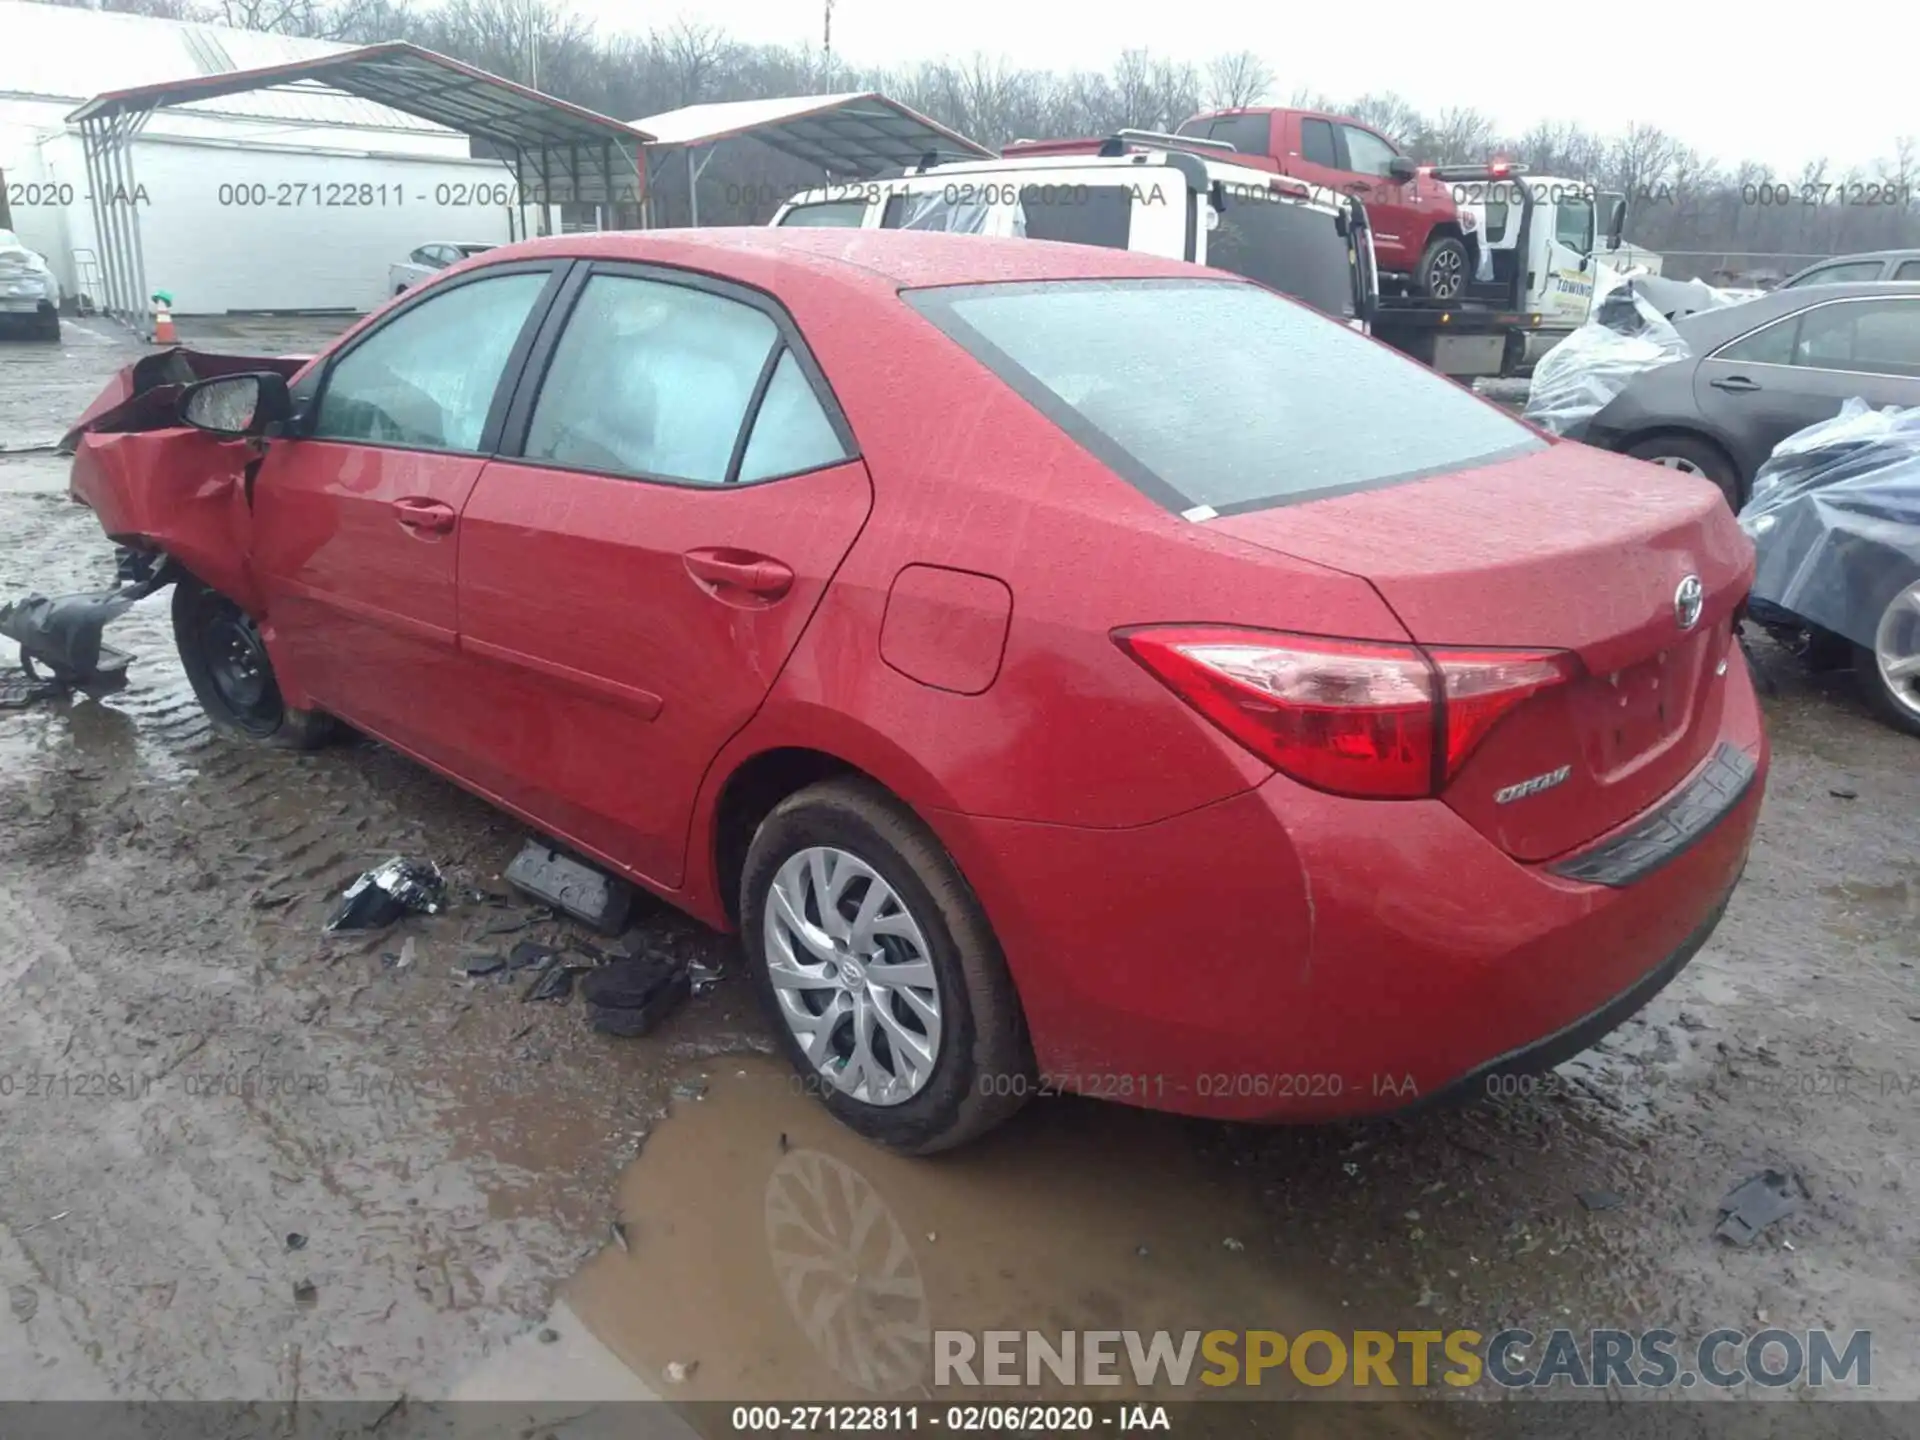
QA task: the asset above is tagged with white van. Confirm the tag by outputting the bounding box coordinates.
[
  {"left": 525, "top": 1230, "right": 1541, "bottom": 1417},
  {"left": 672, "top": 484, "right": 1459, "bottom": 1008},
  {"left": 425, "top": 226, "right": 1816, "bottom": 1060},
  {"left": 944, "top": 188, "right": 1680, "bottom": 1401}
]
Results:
[{"left": 771, "top": 136, "right": 1379, "bottom": 331}]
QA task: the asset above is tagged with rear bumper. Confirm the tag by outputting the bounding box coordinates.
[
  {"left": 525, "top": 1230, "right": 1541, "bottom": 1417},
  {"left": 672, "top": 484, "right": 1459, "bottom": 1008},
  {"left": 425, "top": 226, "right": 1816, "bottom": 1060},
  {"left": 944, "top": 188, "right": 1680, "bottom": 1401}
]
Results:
[{"left": 932, "top": 650, "right": 1768, "bottom": 1122}]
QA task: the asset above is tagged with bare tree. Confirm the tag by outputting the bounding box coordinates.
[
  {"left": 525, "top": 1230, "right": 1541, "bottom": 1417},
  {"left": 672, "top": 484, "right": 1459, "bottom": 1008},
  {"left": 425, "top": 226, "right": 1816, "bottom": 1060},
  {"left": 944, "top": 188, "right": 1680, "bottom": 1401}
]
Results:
[{"left": 1203, "top": 50, "right": 1272, "bottom": 110}]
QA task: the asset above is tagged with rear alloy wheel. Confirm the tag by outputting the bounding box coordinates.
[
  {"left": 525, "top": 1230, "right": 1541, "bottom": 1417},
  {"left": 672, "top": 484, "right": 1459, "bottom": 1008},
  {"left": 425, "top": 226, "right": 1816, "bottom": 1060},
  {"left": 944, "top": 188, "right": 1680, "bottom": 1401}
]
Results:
[
  {"left": 1625, "top": 435, "right": 1742, "bottom": 510},
  {"left": 741, "top": 777, "right": 1031, "bottom": 1153},
  {"left": 172, "top": 578, "right": 336, "bottom": 749},
  {"left": 1855, "top": 578, "right": 1920, "bottom": 738},
  {"left": 1417, "top": 235, "right": 1471, "bottom": 301}
]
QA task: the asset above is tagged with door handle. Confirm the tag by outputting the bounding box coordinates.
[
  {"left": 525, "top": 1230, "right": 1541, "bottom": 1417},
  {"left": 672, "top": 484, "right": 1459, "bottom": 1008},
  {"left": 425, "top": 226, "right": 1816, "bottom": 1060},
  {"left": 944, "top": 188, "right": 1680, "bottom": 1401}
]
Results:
[
  {"left": 683, "top": 547, "right": 795, "bottom": 600},
  {"left": 391, "top": 496, "right": 456, "bottom": 533},
  {"left": 1710, "top": 374, "right": 1761, "bottom": 394},
  {"left": 1343, "top": 181, "right": 1371, "bottom": 194}
]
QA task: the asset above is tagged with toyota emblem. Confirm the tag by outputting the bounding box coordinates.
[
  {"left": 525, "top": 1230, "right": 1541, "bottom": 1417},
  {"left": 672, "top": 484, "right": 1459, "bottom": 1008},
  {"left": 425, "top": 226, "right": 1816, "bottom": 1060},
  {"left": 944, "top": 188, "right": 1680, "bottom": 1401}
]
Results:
[{"left": 1674, "top": 575, "right": 1704, "bottom": 631}]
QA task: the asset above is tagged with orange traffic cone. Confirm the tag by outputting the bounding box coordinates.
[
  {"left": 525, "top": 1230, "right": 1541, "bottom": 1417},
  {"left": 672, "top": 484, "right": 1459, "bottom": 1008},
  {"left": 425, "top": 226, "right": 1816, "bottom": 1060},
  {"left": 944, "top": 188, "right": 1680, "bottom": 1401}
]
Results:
[{"left": 151, "top": 290, "right": 177, "bottom": 346}]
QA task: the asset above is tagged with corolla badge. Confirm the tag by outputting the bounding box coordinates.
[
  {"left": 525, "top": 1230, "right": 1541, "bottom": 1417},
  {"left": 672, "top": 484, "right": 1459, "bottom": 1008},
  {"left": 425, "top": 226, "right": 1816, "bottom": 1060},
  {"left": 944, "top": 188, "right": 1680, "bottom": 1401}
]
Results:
[{"left": 1674, "top": 575, "right": 1705, "bottom": 632}]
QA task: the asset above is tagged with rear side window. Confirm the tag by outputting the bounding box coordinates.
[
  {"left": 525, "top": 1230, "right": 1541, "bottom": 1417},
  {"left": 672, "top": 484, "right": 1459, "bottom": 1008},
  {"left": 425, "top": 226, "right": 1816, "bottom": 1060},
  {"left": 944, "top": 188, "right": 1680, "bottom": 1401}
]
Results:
[
  {"left": 1796, "top": 298, "right": 1920, "bottom": 376},
  {"left": 1895, "top": 260, "right": 1920, "bottom": 281},
  {"left": 1299, "top": 118, "right": 1338, "bottom": 167},
  {"left": 523, "top": 274, "right": 777, "bottom": 484},
  {"left": 737, "top": 349, "right": 850, "bottom": 481},
  {"left": 906, "top": 278, "right": 1541, "bottom": 515},
  {"left": 881, "top": 192, "right": 992, "bottom": 234},
  {"left": 779, "top": 201, "right": 868, "bottom": 228},
  {"left": 1206, "top": 196, "right": 1358, "bottom": 319},
  {"left": 1205, "top": 114, "right": 1272, "bottom": 157},
  {"left": 1017, "top": 184, "right": 1131, "bottom": 249}
]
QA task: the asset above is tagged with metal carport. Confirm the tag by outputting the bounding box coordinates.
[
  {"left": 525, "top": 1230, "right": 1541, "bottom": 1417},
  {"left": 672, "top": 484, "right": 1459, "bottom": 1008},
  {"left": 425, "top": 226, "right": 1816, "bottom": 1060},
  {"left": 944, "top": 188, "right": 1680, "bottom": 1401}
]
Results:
[
  {"left": 68, "top": 42, "right": 653, "bottom": 336},
  {"left": 630, "top": 93, "right": 992, "bottom": 225}
]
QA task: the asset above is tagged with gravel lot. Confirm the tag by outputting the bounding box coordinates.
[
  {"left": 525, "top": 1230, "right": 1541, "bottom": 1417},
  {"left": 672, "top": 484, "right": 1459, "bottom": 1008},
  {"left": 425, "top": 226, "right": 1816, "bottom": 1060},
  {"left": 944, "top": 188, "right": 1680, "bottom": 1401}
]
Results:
[{"left": 1, "top": 318, "right": 1914, "bottom": 1416}]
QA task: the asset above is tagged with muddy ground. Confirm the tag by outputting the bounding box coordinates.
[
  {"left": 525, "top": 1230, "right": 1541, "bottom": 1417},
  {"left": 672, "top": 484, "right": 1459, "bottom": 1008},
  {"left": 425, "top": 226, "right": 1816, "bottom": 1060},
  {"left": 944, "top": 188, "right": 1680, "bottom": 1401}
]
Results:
[{"left": 0, "top": 319, "right": 1915, "bottom": 1420}]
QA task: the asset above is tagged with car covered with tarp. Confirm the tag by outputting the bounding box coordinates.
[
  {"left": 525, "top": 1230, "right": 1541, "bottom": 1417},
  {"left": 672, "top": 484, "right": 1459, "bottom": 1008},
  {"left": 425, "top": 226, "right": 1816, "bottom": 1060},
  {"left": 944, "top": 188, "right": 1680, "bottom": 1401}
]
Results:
[{"left": 1739, "top": 398, "right": 1920, "bottom": 736}]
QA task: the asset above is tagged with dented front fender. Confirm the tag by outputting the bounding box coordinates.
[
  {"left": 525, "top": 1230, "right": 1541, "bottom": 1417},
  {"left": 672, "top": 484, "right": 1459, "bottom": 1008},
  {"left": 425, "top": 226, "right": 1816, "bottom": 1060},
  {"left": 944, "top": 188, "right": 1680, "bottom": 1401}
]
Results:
[{"left": 69, "top": 429, "right": 262, "bottom": 612}]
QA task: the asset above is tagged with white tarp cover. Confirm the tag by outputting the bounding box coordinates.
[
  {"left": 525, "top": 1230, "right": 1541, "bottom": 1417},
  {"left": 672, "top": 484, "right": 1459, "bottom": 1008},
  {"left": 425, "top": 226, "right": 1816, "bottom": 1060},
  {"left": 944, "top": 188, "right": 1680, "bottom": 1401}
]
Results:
[
  {"left": 1740, "top": 398, "right": 1920, "bottom": 649},
  {"left": 1522, "top": 287, "right": 1690, "bottom": 436}
]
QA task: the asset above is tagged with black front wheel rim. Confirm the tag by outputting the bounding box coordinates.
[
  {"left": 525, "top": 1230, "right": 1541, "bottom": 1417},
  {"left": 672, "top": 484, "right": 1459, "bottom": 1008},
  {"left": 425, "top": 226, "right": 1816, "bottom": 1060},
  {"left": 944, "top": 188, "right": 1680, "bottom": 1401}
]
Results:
[{"left": 205, "top": 609, "right": 274, "bottom": 717}]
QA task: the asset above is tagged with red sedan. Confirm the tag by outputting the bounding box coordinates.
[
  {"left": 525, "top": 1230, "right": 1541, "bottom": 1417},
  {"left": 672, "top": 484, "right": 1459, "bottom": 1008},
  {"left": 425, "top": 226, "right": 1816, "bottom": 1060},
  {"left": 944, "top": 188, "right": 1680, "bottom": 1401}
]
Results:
[{"left": 66, "top": 230, "right": 1766, "bottom": 1152}]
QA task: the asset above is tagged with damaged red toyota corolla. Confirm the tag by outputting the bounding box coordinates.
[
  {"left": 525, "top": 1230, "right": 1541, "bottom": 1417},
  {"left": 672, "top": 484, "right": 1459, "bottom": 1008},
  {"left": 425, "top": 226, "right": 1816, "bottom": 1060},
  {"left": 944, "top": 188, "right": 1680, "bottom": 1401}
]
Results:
[{"left": 61, "top": 230, "right": 1767, "bottom": 1153}]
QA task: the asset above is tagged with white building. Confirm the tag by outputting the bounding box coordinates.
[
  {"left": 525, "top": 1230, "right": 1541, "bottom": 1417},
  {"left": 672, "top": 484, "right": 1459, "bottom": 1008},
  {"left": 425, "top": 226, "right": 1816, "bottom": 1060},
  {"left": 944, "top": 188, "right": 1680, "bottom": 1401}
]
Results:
[{"left": 0, "top": 0, "right": 518, "bottom": 313}]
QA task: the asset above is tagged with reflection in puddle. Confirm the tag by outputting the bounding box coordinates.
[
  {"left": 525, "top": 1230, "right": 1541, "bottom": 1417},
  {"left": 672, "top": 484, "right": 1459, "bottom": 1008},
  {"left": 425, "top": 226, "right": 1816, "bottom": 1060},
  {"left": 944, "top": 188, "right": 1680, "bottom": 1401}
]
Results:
[{"left": 567, "top": 1056, "right": 1445, "bottom": 1424}]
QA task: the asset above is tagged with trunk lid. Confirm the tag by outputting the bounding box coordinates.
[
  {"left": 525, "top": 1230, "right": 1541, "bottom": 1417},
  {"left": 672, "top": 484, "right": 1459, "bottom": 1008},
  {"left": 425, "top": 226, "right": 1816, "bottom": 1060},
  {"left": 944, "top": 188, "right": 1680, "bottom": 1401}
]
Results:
[{"left": 1211, "top": 441, "right": 1755, "bottom": 860}]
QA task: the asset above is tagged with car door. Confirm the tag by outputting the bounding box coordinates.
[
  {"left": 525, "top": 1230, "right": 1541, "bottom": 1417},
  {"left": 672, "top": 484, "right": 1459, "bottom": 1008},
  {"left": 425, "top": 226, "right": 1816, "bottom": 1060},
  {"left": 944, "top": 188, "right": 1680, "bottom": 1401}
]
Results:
[
  {"left": 453, "top": 265, "right": 873, "bottom": 888},
  {"left": 250, "top": 263, "right": 564, "bottom": 761},
  {"left": 1335, "top": 123, "right": 1419, "bottom": 272},
  {"left": 1695, "top": 294, "right": 1920, "bottom": 476}
]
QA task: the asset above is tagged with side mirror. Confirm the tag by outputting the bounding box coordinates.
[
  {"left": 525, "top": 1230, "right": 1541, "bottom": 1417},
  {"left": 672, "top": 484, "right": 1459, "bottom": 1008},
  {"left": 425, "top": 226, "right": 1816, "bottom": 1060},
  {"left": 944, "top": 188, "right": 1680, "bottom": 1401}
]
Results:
[
  {"left": 1387, "top": 156, "right": 1419, "bottom": 184},
  {"left": 1604, "top": 196, "right": 1627, "bottom": 251},
  {"left": 178, "top": 372, "right": 292, "bottom": 438}
]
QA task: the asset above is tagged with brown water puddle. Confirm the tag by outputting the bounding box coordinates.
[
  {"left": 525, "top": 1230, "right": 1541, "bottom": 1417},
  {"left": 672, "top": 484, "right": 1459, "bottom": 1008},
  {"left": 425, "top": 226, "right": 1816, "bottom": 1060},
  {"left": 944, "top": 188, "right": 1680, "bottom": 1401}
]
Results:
[{"left": 563, "top": 1056, "right": 1453, "bottom": 1426}]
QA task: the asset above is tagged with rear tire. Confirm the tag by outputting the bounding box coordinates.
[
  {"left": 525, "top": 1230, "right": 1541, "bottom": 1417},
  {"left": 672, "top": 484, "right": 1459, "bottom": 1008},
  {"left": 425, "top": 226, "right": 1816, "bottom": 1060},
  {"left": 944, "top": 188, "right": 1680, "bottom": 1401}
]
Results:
[
  {"left": 1416, "top": 234, "right": 1471, "bottom": 300},
  {"left": 172, "top": 578, "right": 336, "bottom": 749},
  {"left": 740, "top": 777, "right": 1031, "bottom": 1154},
  {"left": 34, "top": 309, "right": 61, "bottom": 342},
  {"left": 1626, "top": 434, "right": 1742, "bottom": 510},
  {"left": 1853, "top": 577, "right": 1920, "bottom": 738}
]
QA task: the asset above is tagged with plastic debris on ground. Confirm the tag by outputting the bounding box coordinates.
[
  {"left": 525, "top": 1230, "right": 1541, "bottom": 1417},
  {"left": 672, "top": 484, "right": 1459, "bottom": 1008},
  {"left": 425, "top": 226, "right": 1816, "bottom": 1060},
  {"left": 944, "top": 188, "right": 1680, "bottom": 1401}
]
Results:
[
  {"left": 582, "top": 958, "right": 690, "bottom": 1037},
  {"left": 1715, "top": 1169, "right": 1803, "bottom": 1246},
  {"left": 1739, "top": 398, "right": 1920, "bottom": 650},
  {"left": 324, "top": 858, "right": 448, "bottom": 933},
  {"left": 1522, "top": 285, "right": 1691, "bottom": 437},
  {"left": 521, "top": 955, "right": 575, "bottom": 1004},
  {"left": 505, "top": 839, "right": 633, "bottom": 934}
]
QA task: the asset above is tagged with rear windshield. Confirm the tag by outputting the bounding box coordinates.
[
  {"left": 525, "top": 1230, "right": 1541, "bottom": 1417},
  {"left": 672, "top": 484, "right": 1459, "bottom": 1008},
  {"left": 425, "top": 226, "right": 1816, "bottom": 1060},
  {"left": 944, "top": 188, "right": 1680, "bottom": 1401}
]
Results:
[{"left": 905, "top": 278, "right": 1542, "bottom": 515}]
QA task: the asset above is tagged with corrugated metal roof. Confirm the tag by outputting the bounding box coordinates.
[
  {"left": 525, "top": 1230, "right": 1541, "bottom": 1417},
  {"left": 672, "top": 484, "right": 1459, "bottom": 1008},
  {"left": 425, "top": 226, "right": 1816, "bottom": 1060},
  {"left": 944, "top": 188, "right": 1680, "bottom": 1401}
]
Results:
[
  {"left": 0, "top": 0, "right": 447, "bottom": 131},
  {"left": 631, "top": 92, "right": 990, "bottom": 176}
]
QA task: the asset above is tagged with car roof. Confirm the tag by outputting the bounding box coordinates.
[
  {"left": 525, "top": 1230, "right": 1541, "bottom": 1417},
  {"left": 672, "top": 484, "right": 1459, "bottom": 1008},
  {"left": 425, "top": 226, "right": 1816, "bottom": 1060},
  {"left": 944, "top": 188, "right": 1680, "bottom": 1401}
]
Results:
[
  {"left": 1782, "top": 248, "right": 1920, "bottom": 281},
  {"left": 1674, "top": 279, "right": 1920, "bottom": 348},
  {"left": 476, "top": 226, "right": 1221, "bottom": 291}
]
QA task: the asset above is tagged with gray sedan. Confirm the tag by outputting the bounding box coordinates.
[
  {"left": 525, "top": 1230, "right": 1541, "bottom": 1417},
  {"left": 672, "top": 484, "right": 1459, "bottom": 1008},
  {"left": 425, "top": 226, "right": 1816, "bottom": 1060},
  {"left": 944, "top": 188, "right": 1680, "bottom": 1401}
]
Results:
[{"left": 1582, "top": 282, "right": 1920, "bottom": 506}]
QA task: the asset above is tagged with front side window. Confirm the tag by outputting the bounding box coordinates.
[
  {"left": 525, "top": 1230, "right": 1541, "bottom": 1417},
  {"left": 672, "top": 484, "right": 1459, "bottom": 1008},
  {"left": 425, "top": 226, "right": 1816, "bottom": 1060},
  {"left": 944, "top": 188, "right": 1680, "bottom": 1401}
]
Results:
[
  {"left": 905, "top": 277, "right": 1541, "bottom": 514},
  {"left": 779, "top": 201, "right": 869, "bottom": 228},
  {"left": 1340, "top": 125, "right": 1399, "bottom": 179},
  {"left": 522, "top": 274, "right": 779, "bottom": 485},
  {"left": 1554, "top": 198, "right": 1594, "bottom": 253},
  {"left": 313, "top": 270, "right": 548, "bottom": 451},
  {"left": 1717, "top": 314, "right": 1799, "bottom": 367}
]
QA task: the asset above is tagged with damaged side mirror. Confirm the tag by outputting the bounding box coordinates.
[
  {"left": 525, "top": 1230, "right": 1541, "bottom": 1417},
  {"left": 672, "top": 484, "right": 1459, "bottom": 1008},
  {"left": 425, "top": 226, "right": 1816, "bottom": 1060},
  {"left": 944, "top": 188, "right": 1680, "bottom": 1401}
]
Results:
[{"left": 178, "top": 372, "right": 292, "bottom": 439}]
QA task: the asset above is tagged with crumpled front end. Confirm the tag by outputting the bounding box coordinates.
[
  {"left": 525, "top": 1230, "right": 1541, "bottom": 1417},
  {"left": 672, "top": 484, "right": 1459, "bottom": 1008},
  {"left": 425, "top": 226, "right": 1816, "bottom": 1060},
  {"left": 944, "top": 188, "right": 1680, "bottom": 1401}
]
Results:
[{"left": 61, "top": 348, "right": 306, "bottom": 613}]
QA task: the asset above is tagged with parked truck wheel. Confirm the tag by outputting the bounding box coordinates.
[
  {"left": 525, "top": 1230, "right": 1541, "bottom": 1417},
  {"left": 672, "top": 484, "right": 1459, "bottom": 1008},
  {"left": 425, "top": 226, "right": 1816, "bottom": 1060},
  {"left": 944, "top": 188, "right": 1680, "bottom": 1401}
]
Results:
[
  {"left": 172, "top": 578, "right": 337, "bottom": 749},
  {"left": 1417, "top": 235, "right": 1471, "bottom": 301}
]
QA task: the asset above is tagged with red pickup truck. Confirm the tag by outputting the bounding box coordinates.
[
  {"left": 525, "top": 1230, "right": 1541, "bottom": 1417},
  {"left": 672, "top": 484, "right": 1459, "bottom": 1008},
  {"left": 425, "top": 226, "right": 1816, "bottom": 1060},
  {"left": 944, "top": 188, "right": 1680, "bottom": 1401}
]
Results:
[{"left": 1170, "top": 108, "right": 1473, "bottom": 299}]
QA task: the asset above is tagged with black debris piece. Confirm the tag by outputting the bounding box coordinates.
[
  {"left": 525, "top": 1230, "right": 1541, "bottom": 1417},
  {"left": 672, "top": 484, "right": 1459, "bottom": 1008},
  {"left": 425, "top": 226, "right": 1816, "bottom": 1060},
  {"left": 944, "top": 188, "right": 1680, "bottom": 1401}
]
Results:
[
  {"left": 286, "top": 1232, "right": 307, "bottom": 1251},
  {"left": 292, "top": 1279, "right": 318, "bottom": 1305},
  {"left": 457, "top": 953, "right": 506, "bottom": 978},
  {"left": 1578, "top": 1189, "right": 1625, "bottom": 1212},
  {"left": 583, "top": 958, "right": 689, "bottom": 1038},
  {"left": 566, "top": 940, "right": 608, "bottom": 966},
  {"left": 0, "top": 556, "right": 176, "bottom": 700},
  {"left": 508, "top": 940, "right": 556, "bottom": 972},
  {"left": 324, "top": 858, "right": 447, "bottom": 933},
  {"left": 1829, "top": 787, "right": 1859, "bottom": 800},
  {"left": 687, "top": 959, "right": 725, "bottom": 996},
  {"left": 1715, "top": 1169, "right": 1802, "bottom": 1246},
  {"left": 522, "top": 956, "right": 575, "bottom": 1004},
  {"left": 506, "top": 840, "right": 633, "bottom": 935},
  {"left": 480, "top": 912, "right": 532, "bottom": 937},
  {"left": 0, "top": 671, "right": 65, "bottom": 710},
  {"left": 538, "top": 1328, "right": 560, "bottom": 1344}
]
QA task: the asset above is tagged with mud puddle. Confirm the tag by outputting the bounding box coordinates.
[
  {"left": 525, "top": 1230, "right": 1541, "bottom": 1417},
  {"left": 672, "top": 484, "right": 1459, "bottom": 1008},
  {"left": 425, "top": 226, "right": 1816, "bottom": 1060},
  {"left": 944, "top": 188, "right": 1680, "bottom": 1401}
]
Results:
[{"left": 559, "top": 1056, "right": 1440, "bottom": 1412}]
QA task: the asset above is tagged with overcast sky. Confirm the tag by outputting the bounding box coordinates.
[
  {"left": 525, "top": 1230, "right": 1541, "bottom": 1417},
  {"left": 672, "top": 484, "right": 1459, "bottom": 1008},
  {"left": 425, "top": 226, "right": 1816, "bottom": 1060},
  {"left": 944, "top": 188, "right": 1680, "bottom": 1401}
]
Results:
[{"left": 571, "top": 0, "right": 1913, "bottom": 175}]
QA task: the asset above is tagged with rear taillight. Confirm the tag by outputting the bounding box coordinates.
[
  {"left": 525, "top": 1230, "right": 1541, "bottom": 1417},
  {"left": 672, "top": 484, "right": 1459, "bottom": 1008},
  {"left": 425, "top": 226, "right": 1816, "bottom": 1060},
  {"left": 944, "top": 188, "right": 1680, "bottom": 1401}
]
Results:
[{"left": 1115, "top": 626, "right": 1576, "bottom": 800}]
